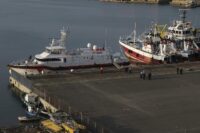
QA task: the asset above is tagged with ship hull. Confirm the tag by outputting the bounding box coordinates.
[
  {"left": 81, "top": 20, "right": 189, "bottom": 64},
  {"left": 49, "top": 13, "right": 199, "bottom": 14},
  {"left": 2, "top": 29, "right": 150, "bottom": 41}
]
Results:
[
  {"left": 8, "top": 63, "right": 119, "bottom": 75},
  {"left": 120, "top": 44, "right": 194, "bottom": 64},
  {"left": 123, "top": 47, "right": 153, "bottom": 64},
  {"left": 119, "top": 41, "right": 163, "bottom": 64},
  {"left": 123, "top": 47, "right": 164, "bottom": 64}
]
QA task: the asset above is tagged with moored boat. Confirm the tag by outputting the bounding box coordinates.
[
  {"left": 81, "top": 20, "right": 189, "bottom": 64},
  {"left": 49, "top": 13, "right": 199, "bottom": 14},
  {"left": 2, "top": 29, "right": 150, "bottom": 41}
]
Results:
[
  {"left": 165, "top": 9, "right": 200, "bottom": 59},
  {"left": 8, "top": 28, "right": 128, "bottom": 76},
  {"left": 120, "top": 10, "right": 200, "bottom": 64},
  {"left": 119, "top": 23, "right": 181, "bottom": 64},
  {"left": 18, "top": 116, "right": 41, "bottom": 122},
  {"left": 22, "top": 93, "right": 50, "bottom": 119}
]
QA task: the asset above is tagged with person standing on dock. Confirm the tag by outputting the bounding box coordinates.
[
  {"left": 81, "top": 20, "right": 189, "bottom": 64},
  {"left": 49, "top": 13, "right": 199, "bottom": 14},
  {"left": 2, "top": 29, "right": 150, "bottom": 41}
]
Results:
[
  {"left": 180, "top": 68, "right": 183, "bottom": 75},
  {"left": 142, "top": 70, "right": 146, "bottom": 80},
  {"left": 148, "top": 72, "right": 152, "bottom": 80},
  {"left": 176, "top": 67, "right": 179, "bottom": 75},
  {"left": 128, "top": 67, "right": 132, "bottom": 73},
  {"left": 100, "top": 67, "right": 104, "bottom": 74},
  {"left": 140, "top": 71, "right": 143, "bottom": 79}
]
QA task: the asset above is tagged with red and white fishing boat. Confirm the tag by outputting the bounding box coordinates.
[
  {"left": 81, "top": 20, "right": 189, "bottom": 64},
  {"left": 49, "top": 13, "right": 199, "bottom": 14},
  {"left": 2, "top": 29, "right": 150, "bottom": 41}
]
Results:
[
  {"left": 8, "top": 28, "right": 128, "bottom": 75},
  {"left": 119, "top": 24, "right": 179, "bottom": 64}
]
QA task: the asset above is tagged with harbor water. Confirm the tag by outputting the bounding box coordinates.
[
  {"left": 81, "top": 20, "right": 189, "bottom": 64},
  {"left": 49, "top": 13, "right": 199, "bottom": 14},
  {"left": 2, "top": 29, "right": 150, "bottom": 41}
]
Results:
[{"left": 0, "top": 0, "right": 199, "bottom": 126}]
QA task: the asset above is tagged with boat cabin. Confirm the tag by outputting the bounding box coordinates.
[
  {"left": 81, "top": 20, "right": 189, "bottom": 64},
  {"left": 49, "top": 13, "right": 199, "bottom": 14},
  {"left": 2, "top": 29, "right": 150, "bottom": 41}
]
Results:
[{"left": 168, "top": 21, "right": 194, "bottom": 40}]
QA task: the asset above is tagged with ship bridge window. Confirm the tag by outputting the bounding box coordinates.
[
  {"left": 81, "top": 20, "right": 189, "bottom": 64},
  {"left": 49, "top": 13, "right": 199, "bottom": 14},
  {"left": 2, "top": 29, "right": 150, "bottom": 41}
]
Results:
[
  {"left": 63, "top": 58, "right": 67, "bottom": 63},
  {"left": 51, "top": 51, "right": 61, "bottom": 54},
  {"left": 36, "top": 58, "right": 61, "bottom": 62},
  {"left": 178, "top": 25, "right": 183, "bottom": 30},
  {"left": 186, "top": 30, "right": 190, "bottom": 34}
]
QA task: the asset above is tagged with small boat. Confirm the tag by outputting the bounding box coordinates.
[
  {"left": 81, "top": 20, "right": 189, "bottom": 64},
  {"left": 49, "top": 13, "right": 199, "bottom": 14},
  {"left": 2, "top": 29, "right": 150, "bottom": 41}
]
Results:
[
  {"left": 49, "top": 111, "right": 69, "bottom": 124},
  {"left": 8, "top": 28, "right": 129, "bottom": 76},
  {"left": 41, "top": 119, "right": 63, "bottom": 133},
  {"left": 39, "top": 109, "right": 50, "bottom": 119},
  {"left": 26, "top": 105, "right": 38, "bottom": 117},
  {"left": 62, "top": 123, "right": 79, "bottom": 133},
  {"left": 22, "top": 93, "right": 51, "bottom": 119},
  {"left": 18, "top": 116, "right": 41, "bottom": 122},
  {"left": 49, "top": 110, "right": 86, "bottom": 132},
  {"left": 23, "top": 93, "right": 41, "bottom": 107}
]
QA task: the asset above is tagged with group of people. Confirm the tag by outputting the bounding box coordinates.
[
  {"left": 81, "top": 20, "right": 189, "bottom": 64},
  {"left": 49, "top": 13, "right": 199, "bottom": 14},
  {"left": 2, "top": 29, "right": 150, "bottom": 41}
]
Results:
[{"left": 140, "top": 70, "right": 152, "bottom": 80}]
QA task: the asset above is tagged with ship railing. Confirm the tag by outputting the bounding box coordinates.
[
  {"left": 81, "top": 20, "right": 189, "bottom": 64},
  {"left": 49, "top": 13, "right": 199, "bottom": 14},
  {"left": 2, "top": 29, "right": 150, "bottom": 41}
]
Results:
[
  {"left": 9, "top": 58, "right": 35, "bottom": 66},
  {"left": 119, "top": 35, "right": 131, "bottom": 42},
  {"left": 120, "top": 36, "right": 134, "bottom": 45},
  {"left": 9, "top": 59, "right": 26, "bottom": 65}
]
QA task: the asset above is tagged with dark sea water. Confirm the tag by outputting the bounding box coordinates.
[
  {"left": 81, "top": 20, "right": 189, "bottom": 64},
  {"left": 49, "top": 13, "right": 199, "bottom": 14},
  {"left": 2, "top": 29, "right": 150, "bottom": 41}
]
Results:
[{"left": 0, "top": 0, "right": 199, "bottom": 126}]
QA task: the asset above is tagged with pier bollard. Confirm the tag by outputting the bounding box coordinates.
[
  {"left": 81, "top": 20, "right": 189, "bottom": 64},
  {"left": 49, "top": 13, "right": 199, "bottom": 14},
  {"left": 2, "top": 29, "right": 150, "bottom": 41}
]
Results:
[
  {"left": 58, "top": 99, "right": 61, "bottom": 110},
  {"left": 80, "top": 112, "right": 83, "bottom": 122},
  {"left": 87, "top": 117, "right": 90, "bottom": 125},
  {"left": 180, "top": 68, "right": 183, "bottom": 75},
  {"left": 177, "top": 67, "right": 180, "bottom": 75},
  {"left": 128, "top": 67, "right": 132, "bottom": 73},
  {"left": 68, "top": 106, "right": 71, "bottom": 115},
  {"left": 100, "top": 67, "right": 103, "bottom": 74},
  {"left": 94, "top": 121, "right": 97, "bottom": 129},
  {"left": 101, "top": 128, "right": 104, "bottom": 133},
  {"left": 48, "top": 97, "right": 51, "bottom": 104},
  {"left": 43, "top": 89, "right": 46, "bottom": 100}
]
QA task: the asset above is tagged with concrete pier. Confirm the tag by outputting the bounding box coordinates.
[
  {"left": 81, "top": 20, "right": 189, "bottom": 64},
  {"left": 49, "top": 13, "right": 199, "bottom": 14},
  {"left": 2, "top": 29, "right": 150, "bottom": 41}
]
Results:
[
  {"left": 9, "top": 74, "right": 57, "bottom": 113},
  {"left": 100, "top": 0, "right": 170, "bottom": 4},
  {"left": 9, "top": 62, "right": 200, "bottom": 133},
  {"left": 170, "top": 0, "right": 200, "bottom": 8},
  {"left": 100, "top": 0, "right": 200, "bottom": 7}
]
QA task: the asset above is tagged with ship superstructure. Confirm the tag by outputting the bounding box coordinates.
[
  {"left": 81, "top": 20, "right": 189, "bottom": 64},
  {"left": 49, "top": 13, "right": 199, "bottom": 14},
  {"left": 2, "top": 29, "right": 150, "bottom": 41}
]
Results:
[{"left": 166, "top": 9, "right": 200, "bottom": 58}]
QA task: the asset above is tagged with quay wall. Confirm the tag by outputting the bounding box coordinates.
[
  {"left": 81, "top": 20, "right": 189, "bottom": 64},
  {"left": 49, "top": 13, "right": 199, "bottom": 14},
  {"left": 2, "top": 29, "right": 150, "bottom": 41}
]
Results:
[
  {"left": 170, "top": 0, "right": 200, "bottom": 7},
  {"left": 100, "top": 0, "right": 170, "bottom": 4},
  {"left": 100, "top": 0, "right": 200, "bottom": 7},
  {"left": 9, "top": 77, "right": 31, "bottom": 94},
  {"left": 9, "top": 70, "right": 112, "bottom": 133},
  {"left": 195, "top": 0, "right": 200, "bottom": 6},
  {"left": 9, "top": 76, "right": 57, "bottom": 113}
]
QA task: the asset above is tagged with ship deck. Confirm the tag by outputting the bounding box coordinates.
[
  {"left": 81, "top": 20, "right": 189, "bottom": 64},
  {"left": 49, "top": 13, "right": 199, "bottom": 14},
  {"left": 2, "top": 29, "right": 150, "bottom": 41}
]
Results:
[{"left": 22, "top": 63, "right": 200, "bottom": 133}]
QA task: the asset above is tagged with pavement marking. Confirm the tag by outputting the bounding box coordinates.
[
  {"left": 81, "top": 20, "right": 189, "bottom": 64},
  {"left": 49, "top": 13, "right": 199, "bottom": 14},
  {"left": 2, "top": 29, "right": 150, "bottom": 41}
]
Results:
[
  {"left": 80, "top": 81, "right": 154, "bottom": 117},
  {"left": 35, "top": 74, "right": 134, "bottom": 86},
  {"left": 168, "top": 126, "right": 200, "bottom": 133}
]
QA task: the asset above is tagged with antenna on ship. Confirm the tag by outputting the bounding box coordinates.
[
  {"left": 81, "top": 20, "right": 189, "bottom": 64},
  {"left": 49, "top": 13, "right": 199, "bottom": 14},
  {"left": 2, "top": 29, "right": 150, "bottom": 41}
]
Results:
[
  {"left": 60, "top": 27, "right": 68, "bottom": 47},
  {"left": 104, "top": 28, "right": 108, "bottom": 50},
  {"left": 51, "top": 38, "right": 56, "bottom": 47},
  {"left": 134, "top": 22, "right": 137, "bottom": 43},
  {"left": 153, "top": 23, "right": 157, "bottom": 40},
  {"left": 179, "top": 9, "right": 189, "bottom": 23}
]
